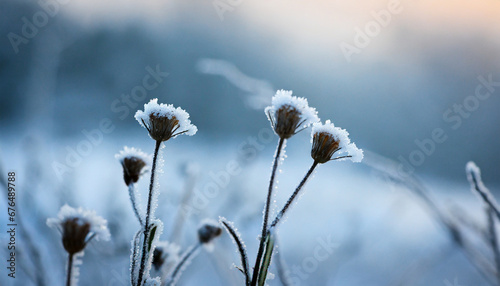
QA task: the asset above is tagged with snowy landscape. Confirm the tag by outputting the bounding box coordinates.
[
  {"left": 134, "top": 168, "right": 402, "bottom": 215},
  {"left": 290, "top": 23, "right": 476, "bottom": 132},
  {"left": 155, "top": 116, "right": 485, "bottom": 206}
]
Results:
[{"left": 1, "top": 0, "right": 500, "bottom": 285}]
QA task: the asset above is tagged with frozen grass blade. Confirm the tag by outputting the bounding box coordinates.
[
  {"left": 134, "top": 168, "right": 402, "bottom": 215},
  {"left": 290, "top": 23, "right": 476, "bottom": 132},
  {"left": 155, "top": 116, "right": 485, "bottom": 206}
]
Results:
[
  {"left": 467, "top": 161, "right": 500, "bottom": 283},
  {"left": 220, "top": 218, "right": 250, "bottom": 285},
  {"left": 466, "top": 162, "right": 500, "bottom": 222},
  {"left": 486, "top": 207, "right": 500, "bottom": 284},
  {"left": 257, "top": 231, "right": 275, "bottom": 286}
]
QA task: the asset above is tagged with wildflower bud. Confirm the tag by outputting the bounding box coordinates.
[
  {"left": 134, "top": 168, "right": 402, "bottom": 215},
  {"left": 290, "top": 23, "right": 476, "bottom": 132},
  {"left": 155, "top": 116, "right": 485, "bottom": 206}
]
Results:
[
  {"left": 197, "top": 219, "right": 222, "bottom": 244},
  {"left": 135, "top": 98, "right": 197, "bottom": 142},
  {"left": 61, "top": 218, "right": 91, "bottom": 254},
  {"left": 47, "top": 205, "right": 110, "bottom": 255},
  {"left": 115, "top": 147, "right": 151, "bottom": 186},
  {"left": 310, "top": 120, "right": 363, "bottom": 164},
  {"left": 150, "top": 241, "right": 178, "bottom": 272},
  {"left": 265, "top": 90, "right": 319, "bottom": 139}
]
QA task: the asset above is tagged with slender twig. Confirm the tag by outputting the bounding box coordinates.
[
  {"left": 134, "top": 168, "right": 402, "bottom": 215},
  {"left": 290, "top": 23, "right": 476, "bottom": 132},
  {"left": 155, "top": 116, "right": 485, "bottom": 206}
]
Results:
[
  {"left": 166, "top": 244, "right": 202, "bottom": 286},
  {"left": 251, "top": 138, "right": 285, "bottom": 285},
  {"left": 137, "top": 140, "right": 162, "bottom": 286},
  {"left": 270, "top": 161, "right": 318, "bottom": 229},
  {"left": 66, "top": 253, "right": 74, "bottom": 286},
  {"left": 221, "top": 219, "right": 251, "bottom": 285},
  {"left": 129, "top": 184, "right": 143, "bottom": 226},
  {"left": 486, "top": 207, "right": 500, "bottom": 284}
]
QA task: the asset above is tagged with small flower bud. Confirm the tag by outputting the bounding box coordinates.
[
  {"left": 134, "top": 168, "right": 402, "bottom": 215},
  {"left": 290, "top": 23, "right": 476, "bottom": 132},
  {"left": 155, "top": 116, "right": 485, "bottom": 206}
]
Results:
[
  {"left": 61, "top": 218, "right": 91, "bottom": 254},
  {"left": 115, "top": 147, "right": 151, "bottom": 186},
  {"left": 198, "top": 219, "right": 222, "bottom": 244},
  {"left": 310, "top": 120, "right": 363, "bottom": 164},
  {"left": 265, "top": 90, "right": 319, "bottom": 139},
  {"left": 135, "top": 99, "right": 197, "bottom": 142},
  {"left": 47, "top": 205, "right": 110, "bottom": 255}
]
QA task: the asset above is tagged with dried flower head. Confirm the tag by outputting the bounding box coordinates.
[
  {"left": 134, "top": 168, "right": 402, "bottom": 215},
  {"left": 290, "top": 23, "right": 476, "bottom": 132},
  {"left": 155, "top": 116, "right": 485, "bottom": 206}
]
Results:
[
  {"left": 115, "top": 146, "right": 152, "bottom": 186},
  {"left": 47, "top": 205, "right": 110, "bottom": 254},
  {"left": 310, "top": 120, "right": 363, "bottom": 164},
  {"left": 135, "top": 98, "right": 198, "bottom": 142},
  {"left": 198, "top": 219, "right": 222, "bottom": 247},
  {"left": 152, "top": 241, "right": 181, "bottom": 271},
  {"left": 265, "top": 90, "right": 319, "bottom": 139}
]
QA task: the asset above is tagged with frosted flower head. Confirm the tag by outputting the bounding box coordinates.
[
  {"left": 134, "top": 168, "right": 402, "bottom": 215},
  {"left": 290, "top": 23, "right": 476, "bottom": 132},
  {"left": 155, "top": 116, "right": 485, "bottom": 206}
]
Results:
[
  {"left": 135, "top": 99, "right": 198, "bottom": 142},
  {"left": 152, "top": 241, "right": 181, "bottom": 271},
  {"left": 265, "top": 90, "right": 319, "bottom": 139},
  {"left": 198, "top": 219, "right": 222, "bottom": 247},
  {"left": 47, "top": 205, "right": 110, "bottom": 254},
  {"left": 115, "top": 146, "right": 152, "bottom": 186},
  {"left": 310, "top": 120, "right": 363, "bottom": 164}
]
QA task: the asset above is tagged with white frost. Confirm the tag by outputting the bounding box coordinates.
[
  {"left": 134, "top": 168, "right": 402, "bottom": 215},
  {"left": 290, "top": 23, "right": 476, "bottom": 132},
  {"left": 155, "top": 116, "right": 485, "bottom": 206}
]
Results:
[
  {"left": 135, "top": 98, "right": 198, "bottom": 137},
  {"left": 265, "top": 90, "right": 319, "bottom": 130},
  {"left": 115, "top": 146, "right": 152, "bottom": 165},
  {"left": 311, "top": 120, "right": 364, "bottom": 163},
  {"left": 47, "top": 204, "right": 111, "bottom": 241}
]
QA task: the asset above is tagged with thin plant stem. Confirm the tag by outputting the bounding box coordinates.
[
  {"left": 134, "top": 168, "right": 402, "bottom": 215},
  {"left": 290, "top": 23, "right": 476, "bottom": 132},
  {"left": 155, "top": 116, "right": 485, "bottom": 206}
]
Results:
[
  {"left": 166, "top": 243, "right": 202, "bottom": 286},
  {"left": 251, "top": 138, "right": 285, "bottom": 286},
  {"left": 66, "top": 253, "right": 74, "bottom": 286},
  {"left": 129, "top": 184, "right": 143, "bottom": 226},
  {"left": 137, "top": 140, "right": 162, "bottom": 286},
  {"left": 221, "top": 219, "right": 251, "bottom": 285},
  {"left": 486, "top": 207, "right": 500, "bottom": 283},
  {"left": 270, "top": 161, "right": 318, "bottom": 229}
]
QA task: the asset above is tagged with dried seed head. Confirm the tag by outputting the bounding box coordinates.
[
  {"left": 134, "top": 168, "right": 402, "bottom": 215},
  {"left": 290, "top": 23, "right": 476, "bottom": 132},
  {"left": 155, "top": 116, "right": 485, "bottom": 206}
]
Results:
[
  {"left": 198, "top": 219, "right": 222, "bottom": 244},
  {"left": 61, "top": 218, "right": 91, "bottom": 254},
  {"left": 310, "top": 120, "right": 363, "bottom": 163},
  {"left": 135, "top": 99, "right": 197, "bottom": 142},
  {"left": 265, "top": 90, "right": 319, "bottom": 139},
  {"left": 115, "top": 147, "right": 151, "bottom": 186},
  {"left": 151, "top": 241, "right": 180, "bottom": 271},
  {"left": 47, "top": 205, "right": 110, "bottom": 254}
]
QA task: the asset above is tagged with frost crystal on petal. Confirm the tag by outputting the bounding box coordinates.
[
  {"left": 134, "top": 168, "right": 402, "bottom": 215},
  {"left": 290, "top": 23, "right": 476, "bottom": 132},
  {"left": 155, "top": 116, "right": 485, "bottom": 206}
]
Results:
[
  {"left": 310, "top": 120, "right": 363, "bottom": 163},
  {"left": 135, "top": 98, "right": 198, "bottom": 142},
  {"left": 265, "top": 90, "right": 319, "bottom": 139}
]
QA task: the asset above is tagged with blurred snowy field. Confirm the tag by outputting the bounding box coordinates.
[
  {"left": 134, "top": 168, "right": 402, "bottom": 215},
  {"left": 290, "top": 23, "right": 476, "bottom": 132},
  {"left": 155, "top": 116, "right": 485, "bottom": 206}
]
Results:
[{"left": 0, "top": 131, "right": 497, "bottom": 285}]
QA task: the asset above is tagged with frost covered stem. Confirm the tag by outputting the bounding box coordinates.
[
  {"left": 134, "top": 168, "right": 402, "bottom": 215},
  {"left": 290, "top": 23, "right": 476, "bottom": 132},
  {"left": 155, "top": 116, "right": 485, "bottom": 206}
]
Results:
[
  {"left": 167, "top": 243, "right": 201, "bottom": 286},
  {"left": 270, "top": 161, "right": 318, "bottom": 229},
  {"left": 486, "top": 207, "right": 500, "bottom": 283},
  {"left": 221, "top": 220, "right": 250, "bottom": 286},
  {"left": 66, "top": 253, "right": 74, "bottom": 286},
  {"left": 129, "top": 184, "right": 143, "bottom": 226},
  {"left": 251, "top": 137, "right": 284, "bottom": 286},
  {"left": 137, "top": 140, "right": 161, "bottom": 286}
]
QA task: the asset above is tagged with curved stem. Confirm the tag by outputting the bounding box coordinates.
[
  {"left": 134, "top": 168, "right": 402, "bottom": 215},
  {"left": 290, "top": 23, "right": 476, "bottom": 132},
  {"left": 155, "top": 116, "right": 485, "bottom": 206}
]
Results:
[
  {"left": 66, "top": 253, "right": 74, "bottom": 286},
  {"left": 251, "top": 138, "right": 285, "bottom": 285},
  {"left": 270, "top": 161, "right": 318, "bottom": 229},
  {"left": 166, "top": 243, "right": 201, "bottom": 286},
  {"left": 129, "top": 184, "right": 143, "bottom": 226},
  {"left": 137, "top": 140, "right": 161, "bottom": 286}
]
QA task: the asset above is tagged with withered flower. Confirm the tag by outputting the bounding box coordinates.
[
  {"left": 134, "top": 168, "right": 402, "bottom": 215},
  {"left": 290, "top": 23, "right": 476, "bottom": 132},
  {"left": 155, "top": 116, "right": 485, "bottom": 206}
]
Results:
[
  {"left": 115, "top": 146, "right": 151, "bottom": 186},
  {"left": 265, "top": 90, "right": 319, "bottom": 139},
  {"left": 135, "top": 98, "right": 197, "bottom": 142},
  {"left": 310, "top": 120, "right": 363, "bottom": 164},
  {"left": 47, "top": 205, "right": 110, "bottom": 254}
]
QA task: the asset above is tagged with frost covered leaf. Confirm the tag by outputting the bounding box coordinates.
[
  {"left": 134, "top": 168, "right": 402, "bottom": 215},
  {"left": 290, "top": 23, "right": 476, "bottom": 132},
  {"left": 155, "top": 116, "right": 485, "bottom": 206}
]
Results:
[
  {"left": 134, "top": 98, "right": 197, "bottom": 142},
  {"left": 265, "top": 90, "right": 319, "bottom": 139}
]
